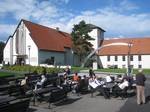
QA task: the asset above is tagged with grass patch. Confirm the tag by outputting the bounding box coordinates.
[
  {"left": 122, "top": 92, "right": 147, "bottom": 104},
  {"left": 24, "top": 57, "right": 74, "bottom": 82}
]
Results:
[
  {"left": 0, "top": 72, "right": 14, "bottom": 77},
  {"left": 71, "top": 66, "right": 88, "bottom": 72},
  {"left": 95, "top": 68, "right": 126, "bottom": 73},
  {"left": 96, "top": 68, "right": 150, "bottom": 75},
  {"left": 0, "top": 71, "right": 24, "bottom": 78}
]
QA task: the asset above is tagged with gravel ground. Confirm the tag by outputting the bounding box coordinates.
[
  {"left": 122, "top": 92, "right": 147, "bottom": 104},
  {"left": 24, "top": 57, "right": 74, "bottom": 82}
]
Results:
[{"left": 28, "top": 78, "right": 150, "bottom": 112}]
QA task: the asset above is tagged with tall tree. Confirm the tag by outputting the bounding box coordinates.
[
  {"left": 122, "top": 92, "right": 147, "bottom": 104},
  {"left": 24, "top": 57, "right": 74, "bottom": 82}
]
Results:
[
  {"left": 0, "top": 41, "right": 5, "bottom": 63},
  {"left": 71, "top": 20, "right": 94, "bottom": 65}
]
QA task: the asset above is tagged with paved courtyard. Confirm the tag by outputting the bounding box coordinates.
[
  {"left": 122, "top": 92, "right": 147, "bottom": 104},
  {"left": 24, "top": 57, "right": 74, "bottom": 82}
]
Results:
[{"left": 28, "top": 77, "right": 150, "bottom": 112}]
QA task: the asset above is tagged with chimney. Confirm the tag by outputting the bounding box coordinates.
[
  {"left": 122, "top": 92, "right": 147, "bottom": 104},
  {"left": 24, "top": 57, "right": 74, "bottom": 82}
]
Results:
[{"left": 56, "top": 27, "right": 59, "bottom": 31}]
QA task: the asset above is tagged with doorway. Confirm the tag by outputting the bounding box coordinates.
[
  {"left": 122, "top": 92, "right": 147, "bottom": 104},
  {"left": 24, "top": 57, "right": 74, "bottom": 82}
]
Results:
[{"left": 16, "top": 56, "right": 25, "bottom": 65}]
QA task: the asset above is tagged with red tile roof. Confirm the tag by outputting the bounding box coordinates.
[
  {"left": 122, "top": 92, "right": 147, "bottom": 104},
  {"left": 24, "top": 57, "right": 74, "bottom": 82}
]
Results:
[
  {"left": 98, "top": 38, "right": 150, "bottom": 55},
  {"left": 23, "top": 20, "right": 72, "bottom": 52}
]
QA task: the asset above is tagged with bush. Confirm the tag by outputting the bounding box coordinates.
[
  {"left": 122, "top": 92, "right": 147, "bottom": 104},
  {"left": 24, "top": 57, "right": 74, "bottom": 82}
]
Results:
[{"left": 2, "top": 65, "right": 63, "bottom": 74}]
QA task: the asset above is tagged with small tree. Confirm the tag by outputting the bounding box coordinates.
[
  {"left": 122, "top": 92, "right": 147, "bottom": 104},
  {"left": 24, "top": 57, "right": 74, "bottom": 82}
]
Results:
[
  {"left": 71, "top": 20, "right": 94, "bottom": 65},
  {"left": 0, "top": 41, "right": 5, "bottom": 63}
]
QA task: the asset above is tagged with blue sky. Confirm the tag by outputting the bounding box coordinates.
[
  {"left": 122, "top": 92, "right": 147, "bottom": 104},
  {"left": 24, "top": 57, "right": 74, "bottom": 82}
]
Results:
[{"left": 0, "top": 0, "right": 150, "bottom": 41}]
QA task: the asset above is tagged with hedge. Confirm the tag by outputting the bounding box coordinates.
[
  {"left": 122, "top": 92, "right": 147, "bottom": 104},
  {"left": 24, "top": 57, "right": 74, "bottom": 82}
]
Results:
[{"left": 2, "top": 65, "right": 64, "bottom": 74}]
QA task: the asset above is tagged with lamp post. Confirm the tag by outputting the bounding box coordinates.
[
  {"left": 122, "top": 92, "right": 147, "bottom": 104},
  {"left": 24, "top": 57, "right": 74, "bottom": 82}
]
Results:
[
  {"left": 127, "top": 43, "right": 132, "bottom": 76},
  {"left": 28, "top": 45, "right": 31, "bottom": 65}
]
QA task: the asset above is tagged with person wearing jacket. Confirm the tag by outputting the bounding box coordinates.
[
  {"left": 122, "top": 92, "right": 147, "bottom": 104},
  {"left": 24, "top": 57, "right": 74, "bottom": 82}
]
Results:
[{"left": 136, "top": 69, "right": 146, "bottom": 105}]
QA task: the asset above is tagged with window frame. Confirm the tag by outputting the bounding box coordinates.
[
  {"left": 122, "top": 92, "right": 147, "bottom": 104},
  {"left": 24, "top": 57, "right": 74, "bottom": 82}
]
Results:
[
  {"left": 130, "top": 55, "right": 133, "bottom": 61},
  {"left": 138, "top": 55, "right": 141, "bottom": 61},
  {"left": 115, "top": 56, "right": 118, "bottom": 61},
  {"left": 122, "top": 55, "right": 125, "bottom": 61},
  {"left": 107, "top": 56, "right": 110, "bottom": 61}
]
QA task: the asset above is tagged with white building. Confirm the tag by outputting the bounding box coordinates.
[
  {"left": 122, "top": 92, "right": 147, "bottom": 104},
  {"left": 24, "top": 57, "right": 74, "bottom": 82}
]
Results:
[
  {"left": 4, "top": 19, "right": 150, "bottom": 69},
  {"left": 88, "top": 24, "right": 105, "bottom": 49},
  {"left": 3, "top": 19, "right": 73, "bottom": 66},
  {"left": 98, "top": 38, "right": 150, "bottom": 69},
  {"left": 88, "top": 24, "right": 105, "bottom": 69},
  {"left": 3, "top": 19, "right": 104, "bottom": 67}
]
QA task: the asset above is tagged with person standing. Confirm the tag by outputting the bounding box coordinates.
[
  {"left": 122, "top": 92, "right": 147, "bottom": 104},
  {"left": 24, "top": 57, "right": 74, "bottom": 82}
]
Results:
[
  {"left": 65, "top": 66, "right": 71, "bottom": 75},
  {"left": 89, "top": 68, "right": 96, "bottom": 79},
  {"left": 136, "top": 69, "right": 146, "bottom": 105}
]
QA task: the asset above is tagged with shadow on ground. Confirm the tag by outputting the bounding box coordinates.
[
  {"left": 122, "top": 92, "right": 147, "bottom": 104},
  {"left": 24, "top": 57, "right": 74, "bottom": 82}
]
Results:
[
  {"left": 118, "top": 80, "right": 150, "bottom": 112},
  {"left": 146, "top": 95, "right": 150, "bottom": 103},
  {"left": 55, "top": 97, "right": 82, "bottom": 106},
  {"left": 28, "top": 108, "right": 37, "bottom": 112}
]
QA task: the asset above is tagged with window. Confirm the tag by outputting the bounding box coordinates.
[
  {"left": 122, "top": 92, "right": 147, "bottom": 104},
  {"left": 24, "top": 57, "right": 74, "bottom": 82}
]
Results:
[
  {"left": 130, "top": 55, "right": 133, "bottom": 61},
  {"left": 115, "top": 56, "right": 118, "bottom": 61},
  {"left": 45, "top": 57, "right": 55, "bottom": 65},
  {"left": 138, "top": 65, "right": 142, "bottom": 68},
  {"left": 114, "top": 65, "right": 118, "bottom": 69},
  {"left": 138, "top": 55, "right": 141, "bottom": 61},
  {"left": 122, "top": 65, "right": 126, "bottom": 68},
  {"left": 51, "top": 57, "right": 55, "bottom": 65},
  {"left": 107, "top": 56, "right": 110, "bottom": 61},
  {"left": 122, "top": 56, "right": 125, "bottom": 61}
]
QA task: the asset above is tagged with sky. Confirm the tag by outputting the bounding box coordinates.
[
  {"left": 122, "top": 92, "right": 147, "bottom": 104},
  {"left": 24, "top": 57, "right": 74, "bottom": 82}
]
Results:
[{"left": 0, "top": 0, "right": 150, "bottom": 41}]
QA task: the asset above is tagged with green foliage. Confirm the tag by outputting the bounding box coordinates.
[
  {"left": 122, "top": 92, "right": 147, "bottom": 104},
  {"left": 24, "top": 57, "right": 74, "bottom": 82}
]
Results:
[
  {"left": 71, "top": 20, "right": 94, "bottom": 63},
  {"left": 0, "top": 71, "right": 24, "bottom": 78},
  {"left": 132, "top": 69, "right": 150, "bottom": 75},
  {"left": 2, "top": 65, "right": 63, "bottom": 74},
  {"left": 0, "top": 41, "right": 5, "bottom": 63},
  {"left": 71, "top": 67, "right": 81, "bottom": 72},
  {"left": 96, "top": 68, "right": 150, "bottom": 75},
  {"left": 2, "top": 66, "right": 150, "bottom": 77},
  {"left": 0, "top": 72, "right": 14, "bottom": 77},
  {"left": 96, "top": 68, "right": 127, "bottom": 73},
  {"left": 71, "top": 66, "right": 88, "bottom": 73}
]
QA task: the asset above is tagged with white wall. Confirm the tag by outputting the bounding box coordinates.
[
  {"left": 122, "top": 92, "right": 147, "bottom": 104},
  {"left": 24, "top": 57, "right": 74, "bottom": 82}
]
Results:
[
  {"left": 4, "top": 21, "right": 39, "bottom": 66},
  {"left": 88, "top": 29, "right": 99, "bottom": 49},
  {"left": 99, "top": 55, "right": 150, "bottom": 69},
  {"left": 141, "top": 55, "right": 150, "bottom": 69},
  {"left": 3, "top": 37, "right": 12, "bottom": 64},
  {"left": 88, "top": 28, "right": 104, "bottom": 69},
  {"left": 25, "top": 25, "right": 39, "bottom": 66},
  {"left": 88, "top": 28, "right": 104, "bottom": 50},
  {"left": 13, "top": 32, "right": 17, "bottom": 64}
]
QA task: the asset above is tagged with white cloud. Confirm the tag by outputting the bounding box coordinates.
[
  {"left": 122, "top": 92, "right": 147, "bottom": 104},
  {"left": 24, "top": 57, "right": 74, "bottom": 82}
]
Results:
[
  {"left": 119, "top": 0, "right": 138, "bottom": 10},
  {"left": 0, "top": 0, "right": 150, "bottom": 41},
  {"left": 104, "top": 0, "right": 139, "bottom": 13},
  {"left": 46, "top": 8, "right": 150, "bottom": 38},
  {"left": 0, "top": 24, "right": 16, "bottom": 35},
  {"left": 0, "top": 0, "right": 59, "bottom": 21},
  {"left": 0, "top": 0, "right": 72, "bottom": 41},
  {"left": 94, "top": 10, "right": 150, "bottom": 37}
]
